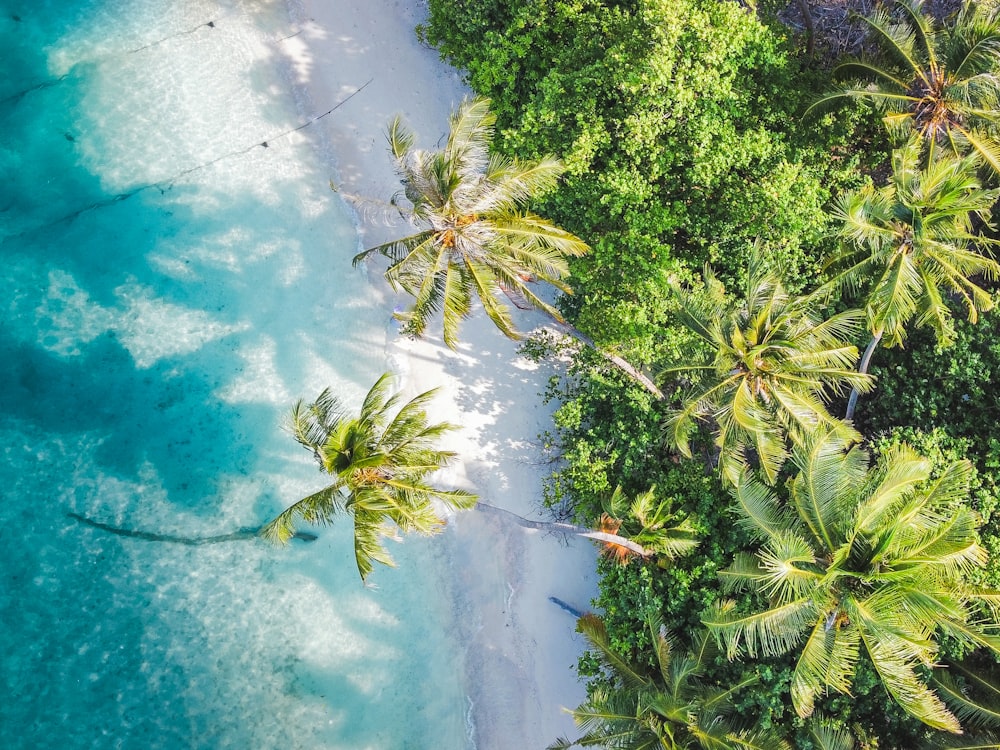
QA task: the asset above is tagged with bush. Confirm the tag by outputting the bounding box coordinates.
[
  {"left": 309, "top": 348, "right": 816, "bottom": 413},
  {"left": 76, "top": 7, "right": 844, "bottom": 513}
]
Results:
[{"left": 423, "top": 0, "right": 876, "bottom": 365}]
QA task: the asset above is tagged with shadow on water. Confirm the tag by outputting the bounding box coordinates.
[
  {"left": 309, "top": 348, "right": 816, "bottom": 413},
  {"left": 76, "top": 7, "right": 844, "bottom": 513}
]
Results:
[
  {"left": 2, "top": 105, "right": 376, "bottom": 509},
  {"left": 0, "top": 3, "right": 419, "bottom": 748},
  {"left": 0, "top": 326, "right": 263, "bottom": 505}
]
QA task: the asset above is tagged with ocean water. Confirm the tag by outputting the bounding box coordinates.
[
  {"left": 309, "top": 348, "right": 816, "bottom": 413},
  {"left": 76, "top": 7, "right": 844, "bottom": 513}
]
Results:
[{"left": 0, "top": 1, "right": 470, "bottom": 747}]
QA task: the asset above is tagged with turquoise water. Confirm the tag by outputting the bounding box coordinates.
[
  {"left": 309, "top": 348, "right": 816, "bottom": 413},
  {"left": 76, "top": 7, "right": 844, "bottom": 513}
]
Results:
[{"left": 0, "top": 1, "right": 469, "bottom": 747}]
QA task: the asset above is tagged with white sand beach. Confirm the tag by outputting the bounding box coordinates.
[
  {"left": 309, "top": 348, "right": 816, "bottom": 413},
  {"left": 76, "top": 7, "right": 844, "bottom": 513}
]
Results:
[{"left": 277, "top": 1, "right": 599, "bottom": 747}]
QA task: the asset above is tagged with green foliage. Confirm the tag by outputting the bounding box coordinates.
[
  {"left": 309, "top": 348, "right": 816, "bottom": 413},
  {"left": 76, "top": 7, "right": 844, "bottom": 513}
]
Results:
[
  {"left": 423, "top": 0, "right": 873, "bottom": 364},
  {"left": 541, "top": 344, "right": 672, "bottom": 515},
  {"left": 858, "top": 298, "right": 1000, "bottom": 467},
  {"left": 262, "top": 374, "right": 476, "bottom": 581},
  {"left": 353, "top": 96, "right": 588, "bottom": 348},
  {"left": 662, "top": 252, "right": 872, "bottom": 485}
]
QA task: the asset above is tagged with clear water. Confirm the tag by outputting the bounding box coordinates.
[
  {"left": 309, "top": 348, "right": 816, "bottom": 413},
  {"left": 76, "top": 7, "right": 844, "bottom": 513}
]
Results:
[{"left": 0, "top": 1, "right": 469, "bottom": 747}]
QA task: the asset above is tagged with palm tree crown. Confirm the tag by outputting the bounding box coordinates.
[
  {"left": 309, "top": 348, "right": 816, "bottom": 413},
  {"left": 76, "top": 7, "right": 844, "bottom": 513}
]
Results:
[
  {"left": 810, "top": 0, "right": 1000, "bottom": 172},
  {"left": 596, "top": 485, "right": 700, "bottom": 566},
  {"left": 551, "top": 615, "right": 790, "bottom": 750},
  {"left": 825, "top": 139, "right": 1000, "bottom": 350},
  {"left": 662, "top": 255, "right": 873, "bottom": 486},
  {"left": 353, "top": 96, "right": 589, "bottom": 348},
  {"left": 262, "top": 374, "right": 476, "bottom": 581},
  {"left": 704, "top": 426, "right": 1000, "bottom": 733}
]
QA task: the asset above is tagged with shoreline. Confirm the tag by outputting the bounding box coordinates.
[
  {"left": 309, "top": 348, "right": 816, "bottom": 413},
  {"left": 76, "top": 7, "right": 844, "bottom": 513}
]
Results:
[{"left": 276, "top": 1, "right": 598, "bottom": 747}]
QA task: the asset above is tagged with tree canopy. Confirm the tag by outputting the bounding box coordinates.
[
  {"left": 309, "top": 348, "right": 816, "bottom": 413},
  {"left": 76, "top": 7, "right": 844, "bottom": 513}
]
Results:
[
  {"left": 705, "top": 426, "right": 998, "bottom": 732},
  {"left": 353, "top": 96, "right": 588, "bottom": 348},
  {"left": 262, "top": 374, "right": 476, "bottom": 581}
]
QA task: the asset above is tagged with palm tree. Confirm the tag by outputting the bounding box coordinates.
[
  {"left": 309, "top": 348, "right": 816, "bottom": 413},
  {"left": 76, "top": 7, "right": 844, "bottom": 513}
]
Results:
[
  {"left": 662, "top": 253, "right": 873, "bottom": 487},
  {"left": 352, "top": 96, "right": 589, "bottom": 349},
  {"left": 821, "top": 139, "right": 1000, "bottom": 420},
  {"left": 550, "top": 614, "right": 790, "bottom": 750},
  {"left": 261, "top": 373, "right": 476, "bottom": 582},
  {"left": 808, "top": 0, "right": 1000, "bottom": 173},
  {"left": 703, "top": 426, "right": 1000, "bottom": 733},
  {"left": 596, "top": 485, "right": 700, "bottom": 566}
]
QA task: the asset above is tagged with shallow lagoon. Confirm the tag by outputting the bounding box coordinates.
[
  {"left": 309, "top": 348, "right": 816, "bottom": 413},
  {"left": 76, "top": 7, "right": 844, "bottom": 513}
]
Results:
[{"left": 0, "top": 1, "right": 470, "bottom": 747}]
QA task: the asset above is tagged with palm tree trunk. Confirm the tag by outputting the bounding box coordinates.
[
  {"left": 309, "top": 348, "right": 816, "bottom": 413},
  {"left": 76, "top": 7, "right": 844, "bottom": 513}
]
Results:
[
  {"left": 474, "top": 501, "right": 653, "bottom": 558},
  {"left": 551, "top": 321, "right": 665, "bottom": 401},
  {"left": 797, "top": 0, "right": 815, "bottom": 56},
  {"left": 845, "top": 329, "right": 883, "bottom": 422}
]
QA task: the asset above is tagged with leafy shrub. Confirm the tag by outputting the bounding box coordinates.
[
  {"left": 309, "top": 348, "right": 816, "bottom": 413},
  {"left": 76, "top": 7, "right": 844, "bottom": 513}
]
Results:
[{"left": 422, "top": 0, "right": 878, "bottom": 365}]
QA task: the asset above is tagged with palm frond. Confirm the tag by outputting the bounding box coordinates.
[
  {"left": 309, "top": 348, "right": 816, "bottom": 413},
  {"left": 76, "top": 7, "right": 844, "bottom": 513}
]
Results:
[
  {"left": 440, "top": 260, "right": 473, "bottom": 349},
  {"left": 464, "top": 258, "right": 519, "bottom": 341},
  {"left": 387, "top": 114, "right": 414, "bottom": 161},
  {"left": 445, "top": 96, "right": 495, "bottom": 163},
  {"left": 792, "top": 615, "right": 861, "bottom": 718},
  {"left": 853, "top": 445, "right": 930, "bottom": 536},
  {"left": 728, "top": 729, "right": 794, "bottom": 750},
  {"left": 809, "top": 720, "right": 856, "bottom": 750},
  {"left": 352, "top": 512, "right": 396, "bottom": 582},
  {"left": 731, "top": 472, "right": 796, "bottom": 544},
  {"left": 790, "top": 427, "right": 863, "bottom": 552},
  {"left": 934, "top": 669, "right": 1000, "bottom": 730},
  {"left": 856, "top": 3, "right": 928, "bottom": 85},
  {"left": 260, "top": 484, "right": 345, "bottom": 544},
  {"left": 851, "top": 597, "right": 961, "bottom": 732},
  {"left": 287, "top": 388, "right": 346, "bottom": 455},
  {"left": 957, "top": 124, "right": 1000, "bottom": 175},
  {"left": 703, "top": 598, "right": 816, "bottom": 660},
  {"left": 576, "top": 613, "right": 651, "bottom": 689}
]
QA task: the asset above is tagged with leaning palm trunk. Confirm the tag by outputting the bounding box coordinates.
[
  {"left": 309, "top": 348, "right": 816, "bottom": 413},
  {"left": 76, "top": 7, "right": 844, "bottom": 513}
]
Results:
[
  {"left": 551, "top": 321, "right": 663, "bottom": 399},
  {"left": 844, "top": 329, "right": 883, "bottom": 421},
  {"left": 474, "top": 501, "right": 654, "bottom": 559}
]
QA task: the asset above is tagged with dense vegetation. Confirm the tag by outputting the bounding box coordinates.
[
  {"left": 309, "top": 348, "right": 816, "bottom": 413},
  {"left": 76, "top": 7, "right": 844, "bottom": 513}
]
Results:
[
  {"left": 421, "top": 0, "right": 880, "bottom": 365},
  {"left": 419, "top": 0, "right": 1000, "bottom": 747}
]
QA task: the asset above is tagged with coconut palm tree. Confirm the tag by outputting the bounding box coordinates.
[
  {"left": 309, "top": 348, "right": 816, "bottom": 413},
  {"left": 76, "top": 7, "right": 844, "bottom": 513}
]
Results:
[
  {"left": 661, "top": 253, "right": 873, "bottom": 487},
  {"left": 596, "top": 485, "right": 700, "bottom": 566},
  {"left": 261, "top": 373, "right": 476, "bottom": 582},
  {"left": 352, "top": 96, "right": 589, "bottom": 349},
  {"left": 703, "top": 426, "right": 1000, "bottom": 733},
  {"left": 808, "top": 0, "right": 1000, "bottom": 173},
  {"left": 550, "top": 614, "right": 791, "bottom": 750},
  {"left": 821, "top": 139, "right": 1000, "bottom": 420}
]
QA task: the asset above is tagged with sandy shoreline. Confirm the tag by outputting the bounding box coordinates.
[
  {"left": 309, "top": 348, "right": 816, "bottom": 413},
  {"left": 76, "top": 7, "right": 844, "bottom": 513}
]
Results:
[{"left": 275, "top": 1, "right": 598, "bottom": 748}]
